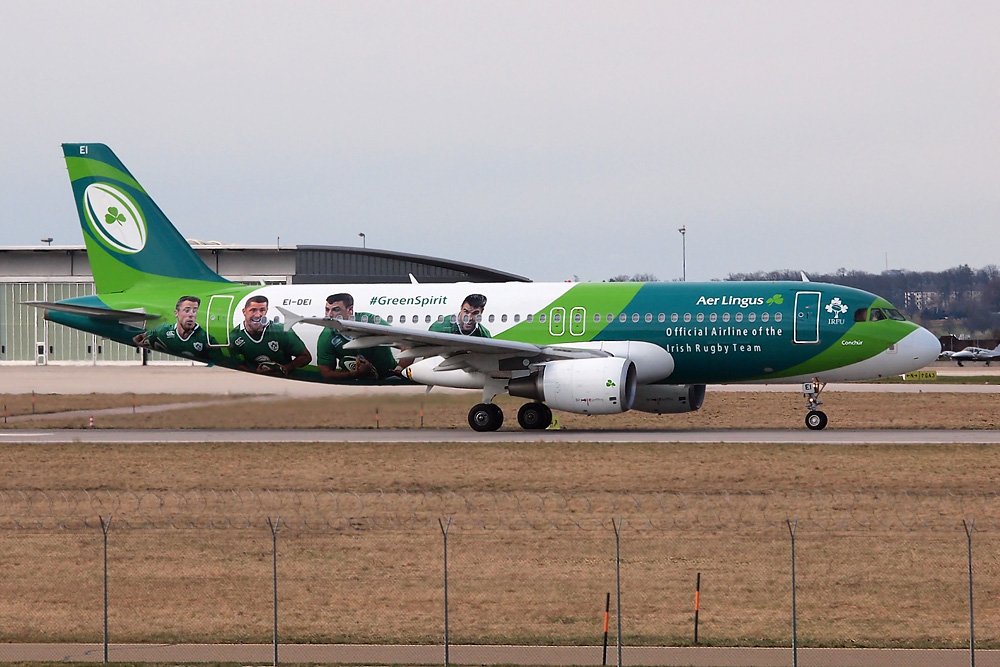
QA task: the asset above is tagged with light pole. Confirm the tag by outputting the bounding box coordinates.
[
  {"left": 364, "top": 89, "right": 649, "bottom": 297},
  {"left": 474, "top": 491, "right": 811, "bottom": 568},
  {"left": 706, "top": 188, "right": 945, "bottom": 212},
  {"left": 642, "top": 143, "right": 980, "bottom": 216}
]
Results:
[
  {"left": 358, "top": 232, "right": 366, "bottom": 249},
  {"left": 678, "top": 226, "right": 686, "bottom": 281}
]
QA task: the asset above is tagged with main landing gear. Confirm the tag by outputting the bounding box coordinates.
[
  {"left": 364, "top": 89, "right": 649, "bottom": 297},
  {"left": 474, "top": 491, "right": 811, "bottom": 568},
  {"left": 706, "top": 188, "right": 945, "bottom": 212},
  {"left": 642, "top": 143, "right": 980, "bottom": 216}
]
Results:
[
  {"left": 802, "top": 378, "right": 828, "bottom": 430},
  {"left": 467, "top": 401, "right": 553, "bottom": 432}
]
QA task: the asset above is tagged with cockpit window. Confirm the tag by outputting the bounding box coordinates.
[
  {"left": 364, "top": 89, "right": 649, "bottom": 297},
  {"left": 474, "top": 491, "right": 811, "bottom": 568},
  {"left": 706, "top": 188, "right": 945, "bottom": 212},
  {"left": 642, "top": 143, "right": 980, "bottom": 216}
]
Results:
[
  {"left": 885, "top": 308, "right": 906, "bottom": 321},
  {"left": 869, "top": 308, "right": 887, "bottom": 322},
  {"left": 854, "top": 308, "right": 868, "bottom": 323}
]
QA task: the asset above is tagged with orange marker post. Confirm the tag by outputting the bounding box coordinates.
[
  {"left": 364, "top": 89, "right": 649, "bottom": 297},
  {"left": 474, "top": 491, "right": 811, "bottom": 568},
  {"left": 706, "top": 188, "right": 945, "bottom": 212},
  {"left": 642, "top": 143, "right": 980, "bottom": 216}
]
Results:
[{"left": 602, "top": 592, "right": 610, "bottom": 665}]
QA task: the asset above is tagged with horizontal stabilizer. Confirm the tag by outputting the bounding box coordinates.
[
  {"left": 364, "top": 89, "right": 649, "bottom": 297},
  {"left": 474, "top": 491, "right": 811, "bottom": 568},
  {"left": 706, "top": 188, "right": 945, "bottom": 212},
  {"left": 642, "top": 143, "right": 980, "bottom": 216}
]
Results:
[{"left": 23, "top": 301, "right": 160, "bottom": 326}]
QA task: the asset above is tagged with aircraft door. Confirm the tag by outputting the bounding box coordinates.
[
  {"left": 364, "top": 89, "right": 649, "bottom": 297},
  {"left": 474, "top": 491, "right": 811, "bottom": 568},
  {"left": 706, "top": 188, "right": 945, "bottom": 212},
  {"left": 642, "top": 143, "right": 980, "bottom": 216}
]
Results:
[
  {"left": 793, "top": 291, "right": 821, "bottom": 344},
  {"left": 207, "top": 295, "right": 234, "bottom": 346},
  {"left": 549, "top": 307, "right": 566, "bottom": 336}
]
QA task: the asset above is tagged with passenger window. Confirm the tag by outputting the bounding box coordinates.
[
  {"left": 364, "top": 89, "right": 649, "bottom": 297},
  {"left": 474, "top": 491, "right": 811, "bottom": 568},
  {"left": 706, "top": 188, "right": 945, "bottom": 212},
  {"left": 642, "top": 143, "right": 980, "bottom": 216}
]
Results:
[
  {"left": 501, "top": 314, "right": 507, "bottom": 323},
  {"left": 683, "top": 313, "right": 692, "bottom": 323},
  {"left": 709, "top": 312, "right": 717, "bottom": 322},
  {"left": 386, "top": 315, "right": 394, "bottom": 323},
  {"left": 671, "top": 313, "right": 679, "bottom": 323},
  {"left": 722, "top": 313, "right": 731, "bottom": 323},
  {"left": 514, "top": 314, "right": 521, "bottom": 323},
  {"left": 488, "top": 314, "right": 495, "bottom": 323},
  {"left": 658, "top": 313, "right": 665, "bottom": 323},
  {"left": 374, "top": 315, "right": 381, "bottom": 324},
  {"left": 644, "top": 313, "right": 653, "bottom": 323},
  {"left": 747, "top": 312, "right": 756, "bottom": 323},
  {"left": 761, "top": 312, "right": 769, "bottom": 323},
  {"left": 632, "top": 313, "right": 640, "bottom": 323},
  {"left": 438, "top": 315, "right": 445, "bottom": 323},
  {"left": 526, "top": 314, "right": 533, "bottom": 323},
  {"left": 400, "top": 315, "right": 407, "bottom": 323},
  {"left": 594, "top": 313, "right": 601, "bottom": 323},
  {"left": 425, "top": 315, "right": 432, "bottom": 324},
  {"left": 696, "top": 313, "right": 704, "bottom": 322},
  {"left": 735, "top": 312, "right": 743, "bottom": 322},
  {"left": 607, "top": 313, "right": 614, "bottom": 323},
  {"left": 539, "top": 313, "right": 546, "bottom": 323},
  {"left": 774, "top": 312, "right": 782, "bottom": 323},
  {"left": 619, "top": 313, "right": 627, "bottom": 323}
]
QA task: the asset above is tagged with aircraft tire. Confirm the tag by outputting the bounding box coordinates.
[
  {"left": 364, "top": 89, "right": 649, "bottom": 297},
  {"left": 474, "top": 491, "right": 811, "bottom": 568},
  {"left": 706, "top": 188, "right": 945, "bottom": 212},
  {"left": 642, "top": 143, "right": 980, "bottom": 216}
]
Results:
[
  {"left": 469, "top": 403, "right": 504, "bottom": 432},
  {"left": 805, "top": 410, "right": 828, "bottom": 431},
  {"left": 517, "top": 402, "right": 552, "bottom": 430}
]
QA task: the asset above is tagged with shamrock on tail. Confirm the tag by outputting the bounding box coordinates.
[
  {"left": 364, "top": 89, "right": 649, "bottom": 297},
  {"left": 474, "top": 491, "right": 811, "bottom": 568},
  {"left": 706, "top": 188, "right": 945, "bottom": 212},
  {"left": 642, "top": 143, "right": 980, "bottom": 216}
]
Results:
[
  {"left": 766, "top": 294, "right": 784, "bottom": 306},
  {"left": 105, "top": 206, "right": 126, "bottom": 226}
]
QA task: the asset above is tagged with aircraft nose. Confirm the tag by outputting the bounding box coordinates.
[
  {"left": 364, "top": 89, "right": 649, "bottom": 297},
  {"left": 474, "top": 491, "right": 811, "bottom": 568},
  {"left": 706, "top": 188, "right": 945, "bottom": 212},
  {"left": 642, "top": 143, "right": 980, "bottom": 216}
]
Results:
[{"left": 902, "top": 326, "right": 941, "bottom": 368}]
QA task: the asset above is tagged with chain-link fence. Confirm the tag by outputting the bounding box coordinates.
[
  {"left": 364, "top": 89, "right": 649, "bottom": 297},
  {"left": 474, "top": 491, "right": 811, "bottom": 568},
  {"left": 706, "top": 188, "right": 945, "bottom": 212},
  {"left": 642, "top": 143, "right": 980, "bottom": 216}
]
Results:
[{"left": 1, "top": 489, "right": 998, "bottom": 665}]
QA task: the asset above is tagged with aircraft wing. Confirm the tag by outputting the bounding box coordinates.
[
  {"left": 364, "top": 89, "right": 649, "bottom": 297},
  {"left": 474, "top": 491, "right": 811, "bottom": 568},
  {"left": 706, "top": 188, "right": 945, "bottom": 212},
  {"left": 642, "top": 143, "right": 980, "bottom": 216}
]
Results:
[
  {"left": 278, "top": 307, "right": 610, "bottom": 373},
  {"left": 23, "top": 301, "right": 160, "bottom": 326}
]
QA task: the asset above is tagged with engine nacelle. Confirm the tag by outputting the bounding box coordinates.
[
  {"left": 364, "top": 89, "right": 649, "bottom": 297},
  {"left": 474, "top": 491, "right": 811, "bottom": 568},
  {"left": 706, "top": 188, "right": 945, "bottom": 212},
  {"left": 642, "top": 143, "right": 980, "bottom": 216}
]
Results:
[
  {"left": 632, "top": 384, "right": 706, "bottom": 414},
  {"left": 508, "top": 357, "right": 637, "bottom": 415}
]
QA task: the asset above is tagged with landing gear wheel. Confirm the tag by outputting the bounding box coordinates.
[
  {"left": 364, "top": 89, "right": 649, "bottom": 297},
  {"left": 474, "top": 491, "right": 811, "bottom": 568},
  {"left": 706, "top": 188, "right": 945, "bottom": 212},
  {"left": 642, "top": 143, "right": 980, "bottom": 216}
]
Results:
[
  {"left": 517, "top": 402, "right": 552, "bottom": 430},
  {"left": 805, "top": 410, "right": 828, "bottom": 430},
  {"left": 468, "top": 403, "right": 504, "bottom": 432}
]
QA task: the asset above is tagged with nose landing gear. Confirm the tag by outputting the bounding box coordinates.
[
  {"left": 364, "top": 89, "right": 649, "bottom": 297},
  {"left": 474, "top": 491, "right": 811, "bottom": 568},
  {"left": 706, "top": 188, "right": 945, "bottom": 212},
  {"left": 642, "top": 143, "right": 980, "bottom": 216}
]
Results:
[{"left": 802, "top": 379, "right": 828, "bottom": 430}]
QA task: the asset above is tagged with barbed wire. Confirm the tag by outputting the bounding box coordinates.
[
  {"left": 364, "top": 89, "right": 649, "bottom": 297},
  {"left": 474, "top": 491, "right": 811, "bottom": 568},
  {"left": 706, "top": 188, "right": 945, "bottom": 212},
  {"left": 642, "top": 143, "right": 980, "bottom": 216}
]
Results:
[{"left": 0, "top": 488, "right": 998, "bottom": 532}]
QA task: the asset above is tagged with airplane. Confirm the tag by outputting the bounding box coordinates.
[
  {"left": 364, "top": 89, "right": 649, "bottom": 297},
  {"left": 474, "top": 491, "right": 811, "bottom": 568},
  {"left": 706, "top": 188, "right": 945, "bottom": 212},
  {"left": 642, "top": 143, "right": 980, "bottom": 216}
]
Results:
[
  {"left": 949, "top": 344, "right": 1000, "bottom": 366},
  {"left": 26, "top": 143, "right": 941, "bottom": 432}
]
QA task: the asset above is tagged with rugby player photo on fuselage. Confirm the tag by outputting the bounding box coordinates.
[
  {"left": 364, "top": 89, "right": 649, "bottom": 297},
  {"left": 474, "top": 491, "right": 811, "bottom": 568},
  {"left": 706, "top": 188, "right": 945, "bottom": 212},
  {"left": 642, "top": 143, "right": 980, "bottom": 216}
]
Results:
[
  {"left": 430, "top": 293, "right": 491, "bottom": 338},
  {"left": 133, "top": 295, "right": 220, "bottom": 363},
  {"left": 316, "top": 292, "right": 400, "bottom": 382},
  {"left": 229, "top": 295, "right": 312, "bottom": 377}
]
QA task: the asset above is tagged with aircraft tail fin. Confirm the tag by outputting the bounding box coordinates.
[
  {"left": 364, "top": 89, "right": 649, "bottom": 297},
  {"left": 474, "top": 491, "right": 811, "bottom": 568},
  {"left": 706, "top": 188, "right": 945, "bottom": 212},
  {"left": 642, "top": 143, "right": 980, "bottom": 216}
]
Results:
[{"left": 62, "top": 143, "right": 229, "bottom": 294}]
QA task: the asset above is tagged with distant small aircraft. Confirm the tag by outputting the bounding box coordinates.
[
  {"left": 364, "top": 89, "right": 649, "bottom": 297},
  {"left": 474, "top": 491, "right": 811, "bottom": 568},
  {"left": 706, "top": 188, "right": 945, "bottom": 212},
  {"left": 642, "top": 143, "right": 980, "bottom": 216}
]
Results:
[{"left": 950, "top": 345, "right": 1000, "bottom": 366}]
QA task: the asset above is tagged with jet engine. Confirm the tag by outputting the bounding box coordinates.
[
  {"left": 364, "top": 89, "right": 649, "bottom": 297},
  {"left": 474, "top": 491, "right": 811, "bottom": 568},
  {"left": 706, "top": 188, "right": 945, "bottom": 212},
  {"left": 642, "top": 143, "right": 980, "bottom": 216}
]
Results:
[
  {"left": 632, "top": 384, "right": 706, "bottom": 414},
  {"left": 508, "top": 357, "right": 637, "bottom": 414}
]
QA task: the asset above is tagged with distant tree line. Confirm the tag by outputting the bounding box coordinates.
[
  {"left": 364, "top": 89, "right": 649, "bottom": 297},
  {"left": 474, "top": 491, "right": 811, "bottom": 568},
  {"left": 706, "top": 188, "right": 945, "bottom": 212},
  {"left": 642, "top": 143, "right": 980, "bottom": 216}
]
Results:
[
  {"left": 605, "top": 265, "right": 1000, "bottom": 337},
  {"left": 726, "top": 265, "right": 1000, "bottom": 338}
]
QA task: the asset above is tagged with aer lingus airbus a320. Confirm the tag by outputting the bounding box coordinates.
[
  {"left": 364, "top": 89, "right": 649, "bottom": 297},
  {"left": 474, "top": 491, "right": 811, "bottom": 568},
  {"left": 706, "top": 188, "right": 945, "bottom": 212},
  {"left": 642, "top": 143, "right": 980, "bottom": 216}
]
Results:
[{"left": 28, "top": 144, "right": 941, "bottom": 431}]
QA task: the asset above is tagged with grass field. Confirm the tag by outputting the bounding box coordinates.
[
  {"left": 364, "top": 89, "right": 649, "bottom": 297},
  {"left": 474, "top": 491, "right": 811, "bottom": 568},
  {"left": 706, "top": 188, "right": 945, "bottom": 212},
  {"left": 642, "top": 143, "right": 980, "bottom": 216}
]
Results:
[
  {"left": 2, "top": 388, "right": 1000, "bottom": 430},
  {"left": 2, "top": 385, "right": 1000, "bottom": 649}
]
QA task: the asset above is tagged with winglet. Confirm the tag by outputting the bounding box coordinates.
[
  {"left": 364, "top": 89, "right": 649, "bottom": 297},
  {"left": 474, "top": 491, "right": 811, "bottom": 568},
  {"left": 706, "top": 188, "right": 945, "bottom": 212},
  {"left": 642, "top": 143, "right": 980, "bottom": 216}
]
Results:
[{"left": 276, "top": 306, "right": 305, "bottom": 329}]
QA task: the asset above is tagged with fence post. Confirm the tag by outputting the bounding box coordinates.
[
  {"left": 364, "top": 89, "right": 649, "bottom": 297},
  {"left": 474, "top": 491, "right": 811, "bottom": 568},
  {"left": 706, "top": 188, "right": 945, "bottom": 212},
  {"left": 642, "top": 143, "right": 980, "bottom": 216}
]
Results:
[
  {"left": 267, "top": 517, "right": 280, "bottom": 667},
  {"left": 787, "top": 519, "right": 798, "bottom": 667},
  {"left": 439, "top": 517, "right": 453, "bottom": 667},
  {"left": 963, "top": 519, "right": 975, "bottom": 667},
  {"left": 612, "top": 517, "right": 624, "bottom": 667},
  {"left": 99, "top": 516, "right": 112, "bottom": 664}
]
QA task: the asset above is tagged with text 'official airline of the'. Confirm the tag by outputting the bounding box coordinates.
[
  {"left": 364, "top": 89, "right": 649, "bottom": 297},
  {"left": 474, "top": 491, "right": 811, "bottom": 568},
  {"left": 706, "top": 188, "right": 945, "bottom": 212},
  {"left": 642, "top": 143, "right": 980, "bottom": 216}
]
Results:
[{"left": 28, "top": 144, "right": 941, "bottom": 431}]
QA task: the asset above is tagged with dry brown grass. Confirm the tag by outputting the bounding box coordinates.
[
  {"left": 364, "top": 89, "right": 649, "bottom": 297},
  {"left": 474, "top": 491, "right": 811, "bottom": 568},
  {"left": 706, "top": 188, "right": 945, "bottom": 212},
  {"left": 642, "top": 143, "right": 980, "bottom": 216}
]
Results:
[
  {"left": 3, "top": 389, "right": 1000, "bottom": 430},
  {"left": 3, "top": 434, "right": 1000, "bottom": 647}
]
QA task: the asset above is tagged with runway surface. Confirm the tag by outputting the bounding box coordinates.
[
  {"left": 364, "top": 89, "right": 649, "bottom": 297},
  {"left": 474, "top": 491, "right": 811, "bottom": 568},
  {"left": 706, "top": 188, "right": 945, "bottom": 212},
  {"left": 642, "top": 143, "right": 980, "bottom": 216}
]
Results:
[
  {"left": 2, "top": 427, "right": 999, "bottom": 444},
  {"left": 3, "top": 362, "right": 999, "bottom": 396},
  {"left": 0, "top": 642, "right": 996, "bottom": 667}
]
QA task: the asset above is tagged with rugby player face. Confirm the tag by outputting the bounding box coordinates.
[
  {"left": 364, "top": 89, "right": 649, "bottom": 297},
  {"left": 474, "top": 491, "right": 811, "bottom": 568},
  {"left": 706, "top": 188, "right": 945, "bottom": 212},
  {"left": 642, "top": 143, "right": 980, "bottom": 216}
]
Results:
[
  {"left": 175, "top": 300, "right": 199, "bottom": 336},
  {"left": 325, "top": 300, "right": 353, "bottom": 320},
  {"left": 243, "top": 300, "right": 268, "bottom": 335},
  {"left": 458, "top": 302, "right": 483, "bottom": 334}
]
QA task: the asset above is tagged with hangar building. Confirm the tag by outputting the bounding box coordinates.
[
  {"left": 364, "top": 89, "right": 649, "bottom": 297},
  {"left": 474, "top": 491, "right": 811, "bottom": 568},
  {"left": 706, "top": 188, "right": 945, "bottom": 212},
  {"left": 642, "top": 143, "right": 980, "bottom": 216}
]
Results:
[{"left": 0, "top": 243, "right": 528, "bottom": 365}]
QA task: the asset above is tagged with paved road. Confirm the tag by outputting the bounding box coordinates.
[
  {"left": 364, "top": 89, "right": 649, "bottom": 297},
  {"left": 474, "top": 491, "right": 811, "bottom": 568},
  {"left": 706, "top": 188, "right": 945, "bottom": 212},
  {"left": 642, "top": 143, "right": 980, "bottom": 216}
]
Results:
[
  {"left": 2, "top": 427, "right": 999, "bottom": 444},
  {"left": 0, "top": 642, "right": 996, "bottom": 666}
]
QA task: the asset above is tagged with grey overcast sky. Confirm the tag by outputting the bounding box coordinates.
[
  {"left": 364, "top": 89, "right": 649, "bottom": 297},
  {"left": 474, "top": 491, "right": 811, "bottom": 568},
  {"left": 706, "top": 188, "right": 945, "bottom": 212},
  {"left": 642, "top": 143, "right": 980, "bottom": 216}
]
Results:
[{"left": 1, "top": 1, "right": 997, "bottom": 282}]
